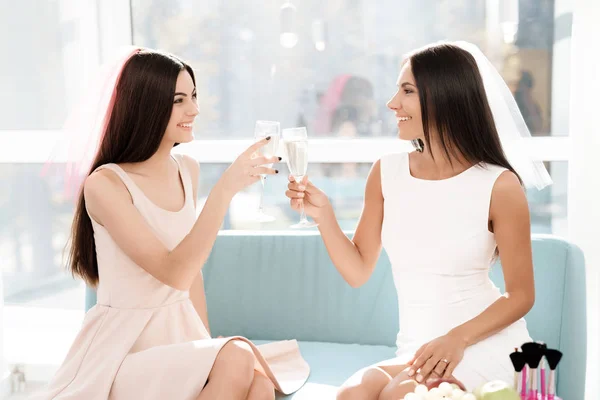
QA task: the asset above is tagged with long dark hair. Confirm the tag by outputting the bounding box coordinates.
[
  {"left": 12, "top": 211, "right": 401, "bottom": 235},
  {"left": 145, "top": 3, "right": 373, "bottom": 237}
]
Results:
[
  {"left": 68, "top": 49, "right": 195, "bottom": 287},
  {"left": 408, "top": 43, "right": 522, "bottom": 183}
]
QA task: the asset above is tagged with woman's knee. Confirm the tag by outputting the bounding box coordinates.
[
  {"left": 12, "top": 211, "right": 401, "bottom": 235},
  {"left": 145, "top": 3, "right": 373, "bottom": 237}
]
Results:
[
  {"left": 377, "top": 377, "right": 417, "bottom": 400},
  {"left": 337, "top": 385, "right": 371, "bottom": 400},
  {"left": 336, "top": 368, "right": 389, "bottom": 400},
  {"left": 215, "top": 341, "right": 255, "bottom": 383},
  {"left": 248, "top": 371, "right": 275, "bottom": 400}
]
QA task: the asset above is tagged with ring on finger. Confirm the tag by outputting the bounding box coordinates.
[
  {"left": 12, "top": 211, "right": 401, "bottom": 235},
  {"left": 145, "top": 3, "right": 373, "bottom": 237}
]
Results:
[{"left": 434, "top": 360, "right": 448, "bottom": 373}]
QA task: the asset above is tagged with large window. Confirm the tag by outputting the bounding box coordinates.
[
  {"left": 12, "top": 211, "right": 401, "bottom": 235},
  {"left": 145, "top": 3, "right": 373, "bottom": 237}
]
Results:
[
  {"left": 131, "top": 0, "right": 566, "bottom": 138},
  {"left": 129, "top": 0, "right": 570, "bottom": 233},
  {"left": 0, "top": 0, "right": 573, "bottom": 385}
]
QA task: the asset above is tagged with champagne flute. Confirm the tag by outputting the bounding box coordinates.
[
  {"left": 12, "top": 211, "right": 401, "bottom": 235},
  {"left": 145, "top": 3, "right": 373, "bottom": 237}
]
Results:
[
  {"left": 283, "top": 127, "right": 318, "bottom": 228},
  {"left": 254, "top": 120, "right": 280, "bottom": 222}
]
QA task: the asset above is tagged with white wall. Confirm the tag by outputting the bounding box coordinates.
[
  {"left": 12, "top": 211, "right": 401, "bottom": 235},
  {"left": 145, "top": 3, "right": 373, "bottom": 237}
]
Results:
[
  {"left": 568, "top": 1, "right": 600, "bottom": 398},
  {"left": 0, "top": 274, "right": 8, "bottom": 397}
]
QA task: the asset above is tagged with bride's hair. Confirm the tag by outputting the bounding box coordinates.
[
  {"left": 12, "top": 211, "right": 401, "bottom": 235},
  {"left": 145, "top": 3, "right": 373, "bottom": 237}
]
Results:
[{"left": 406, "top": 43, "right": 522, "bottom": 185}]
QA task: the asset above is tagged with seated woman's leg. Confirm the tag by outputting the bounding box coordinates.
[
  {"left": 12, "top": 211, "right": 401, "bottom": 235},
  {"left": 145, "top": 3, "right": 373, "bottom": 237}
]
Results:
[
  {"left": 336, "top": 362, "right": 409, "bottom": 400},
  {"left": 377, "top": 367, "right": 418, "bottom": 400},
  {"left": 197, "top": 341, "right": 255, "bottom": 400},
  {"left": 246, "top": 370, "right": 275, "bottom": 400}
]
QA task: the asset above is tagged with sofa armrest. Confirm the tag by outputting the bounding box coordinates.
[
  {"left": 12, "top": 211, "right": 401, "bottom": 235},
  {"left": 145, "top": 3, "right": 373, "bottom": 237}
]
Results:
[{"left": 557, "top": 241, "right": 587, "bottom": 399}]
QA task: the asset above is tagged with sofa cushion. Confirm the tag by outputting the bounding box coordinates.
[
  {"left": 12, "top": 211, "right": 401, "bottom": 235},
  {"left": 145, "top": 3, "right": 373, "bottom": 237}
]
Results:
[{"left": 203, "top": 231, "right": 398, "bottom": 346}]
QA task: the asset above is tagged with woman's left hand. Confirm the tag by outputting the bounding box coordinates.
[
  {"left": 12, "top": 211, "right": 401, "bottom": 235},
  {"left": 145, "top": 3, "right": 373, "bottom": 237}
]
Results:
[{"left": 407, "top": 332, "right": 467, "bottom": 383}]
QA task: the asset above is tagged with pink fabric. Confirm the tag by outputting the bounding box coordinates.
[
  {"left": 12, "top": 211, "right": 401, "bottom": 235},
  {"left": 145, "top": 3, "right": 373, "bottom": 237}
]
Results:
[
  {"left": 43, "top": 46, "right": 141, "bottom": 199},
  {"left": 30, "top": 155, "right": 310, "bottom": 399}
]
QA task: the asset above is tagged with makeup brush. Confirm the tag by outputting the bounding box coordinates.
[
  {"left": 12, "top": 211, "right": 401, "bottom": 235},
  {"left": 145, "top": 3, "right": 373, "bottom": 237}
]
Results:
[
  {"left": 538, "top": 343, "right": 547, "bottom": 400},
  {"left": 544, "top": 348, "right": 563, "bottom": 400},
  {"left": 539, "top": 356, "right": 547, "bottom": 400},
  {"left": 518, "top": 344, "right": 531, "bottom": 400},
  {"left": 521, "top": 342, "right": 545, "bottom": 400},
  {"left": 509, "top": 348, "right": 527, "bottom": 395}
]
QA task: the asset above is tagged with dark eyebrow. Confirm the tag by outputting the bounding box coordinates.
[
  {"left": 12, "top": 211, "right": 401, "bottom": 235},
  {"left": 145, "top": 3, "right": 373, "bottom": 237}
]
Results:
[
  {"left": 400, "top": 82, "right": 416, "bottom": 88},
  {"left": 174, "top": 88, "right": 197, "bottom": 97}
]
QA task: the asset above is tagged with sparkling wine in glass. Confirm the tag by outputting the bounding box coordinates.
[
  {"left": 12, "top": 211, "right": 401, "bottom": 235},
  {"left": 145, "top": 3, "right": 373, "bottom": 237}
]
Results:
[
  {"left": 283, "top": 127, "right": 318, "bottom": 228},
  {"left": 254, "top": 120, "right": 280, "bottom": 222}
]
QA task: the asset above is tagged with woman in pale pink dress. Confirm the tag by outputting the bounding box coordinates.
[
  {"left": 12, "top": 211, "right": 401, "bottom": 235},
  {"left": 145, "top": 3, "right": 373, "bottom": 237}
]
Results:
[{"left": 32, "top": 48, "right": 309, "bottom": 400}]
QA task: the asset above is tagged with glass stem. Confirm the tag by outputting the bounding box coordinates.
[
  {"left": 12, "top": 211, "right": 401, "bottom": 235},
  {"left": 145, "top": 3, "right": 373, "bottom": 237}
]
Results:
[
  {"left": 259, "top": 175, "right": 266, "bottom": 213},
  {"left": 300, "top": 201, "right": 308, "bottom": 223}
]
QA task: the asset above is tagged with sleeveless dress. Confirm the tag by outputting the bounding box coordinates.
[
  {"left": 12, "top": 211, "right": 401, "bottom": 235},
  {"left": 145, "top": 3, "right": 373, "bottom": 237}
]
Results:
[
  {"left": 380, "top": 152, "right": 531, "bottom": 390},
  {"left": 31, "top": 154, "right": 309, "bottom": 399}
]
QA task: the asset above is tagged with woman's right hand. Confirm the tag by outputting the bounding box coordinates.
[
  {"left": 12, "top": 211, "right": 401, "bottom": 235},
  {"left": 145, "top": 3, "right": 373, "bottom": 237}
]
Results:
[
  {"left": 286, "top": 176, "right": 332, "bottom": 221},
  {"left": 218, "top": 137, "right": 280, "bottom": 197}
]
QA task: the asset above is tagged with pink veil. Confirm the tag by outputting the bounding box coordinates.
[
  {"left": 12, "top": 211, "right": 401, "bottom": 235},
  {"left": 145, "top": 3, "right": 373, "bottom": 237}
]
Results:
[{"left": 43, "top": 46, "right": 141, "bottom": 199}]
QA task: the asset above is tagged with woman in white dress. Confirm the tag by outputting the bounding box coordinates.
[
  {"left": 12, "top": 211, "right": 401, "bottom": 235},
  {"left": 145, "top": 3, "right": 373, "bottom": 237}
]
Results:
[{"left": 285, "top": 42, "right": 551, "bottom": 398}]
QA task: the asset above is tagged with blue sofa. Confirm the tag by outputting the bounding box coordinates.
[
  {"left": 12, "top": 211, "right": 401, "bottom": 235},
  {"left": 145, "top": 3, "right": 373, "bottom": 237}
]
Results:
[{"left": 85, "top": 232, "right": 587, "bottom": 399}]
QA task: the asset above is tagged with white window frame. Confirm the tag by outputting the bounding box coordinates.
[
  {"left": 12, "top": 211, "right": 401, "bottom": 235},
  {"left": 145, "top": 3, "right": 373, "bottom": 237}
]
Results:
[{"left": 0, "top": 130, "right": 573, "bottom": 164}]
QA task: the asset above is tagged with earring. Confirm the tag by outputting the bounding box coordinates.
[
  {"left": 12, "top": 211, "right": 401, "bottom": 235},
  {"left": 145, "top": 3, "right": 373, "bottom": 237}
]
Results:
[{"left": 411, "top": 138, "right": 424, "bottom": 153}]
